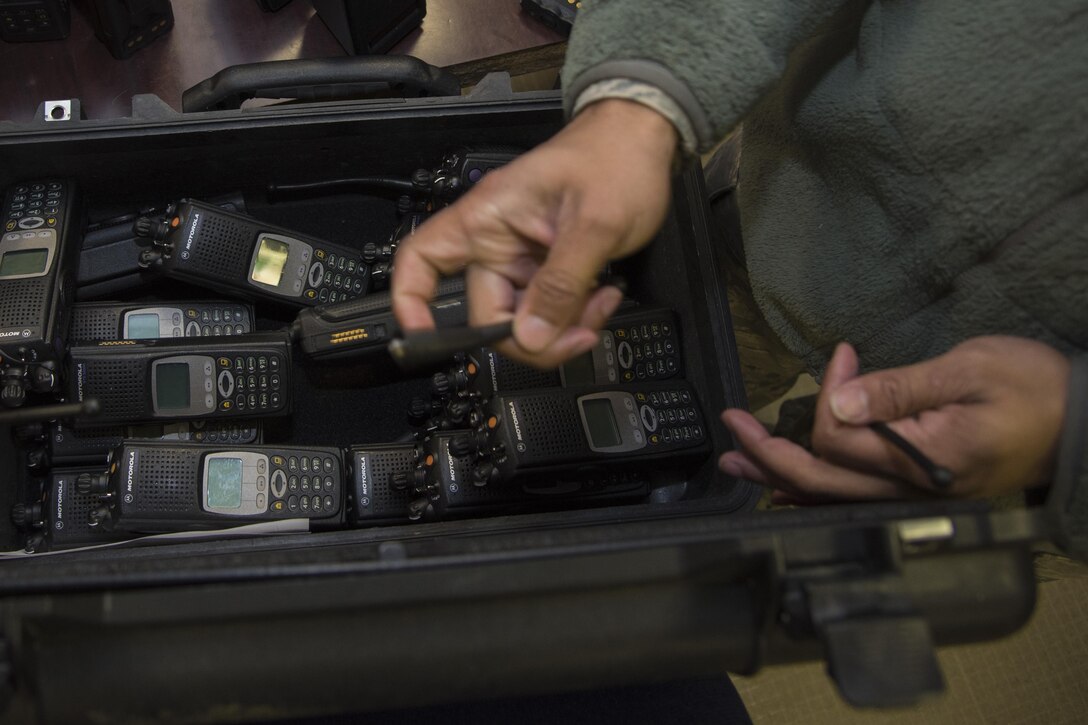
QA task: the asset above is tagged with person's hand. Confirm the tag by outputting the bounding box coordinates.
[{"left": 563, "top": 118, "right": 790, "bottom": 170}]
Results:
[
  {"left": 392, "top": 99, "right": 678, "bottom": 367},
  {"left": 719, "top": 337, "right": 1071, "bottom": 501}
]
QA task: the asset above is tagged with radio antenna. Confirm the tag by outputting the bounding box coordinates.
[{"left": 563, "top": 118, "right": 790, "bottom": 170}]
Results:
[{"left": 0, "top": 398, "right": 100, "bottom": 426}]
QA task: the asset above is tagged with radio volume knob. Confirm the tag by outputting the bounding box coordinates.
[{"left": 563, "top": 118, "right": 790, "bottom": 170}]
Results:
[
  {"left": 133, "top": 216, "right": 153, "bottom": 238},
  {"left": 430, "top": 372, "right": 451, "bottom": 396},
  {"left": 10, "top": 502, "right": 43, "bottom": 529},
  {"left": 407, "top": 396, "right": 435, "bottom": 424},
  {"left": 76, "top": 472, "right": 109, "bottom": 496},
  {"left": 447, "top": 434, "right": 476, "bottom": 459}
]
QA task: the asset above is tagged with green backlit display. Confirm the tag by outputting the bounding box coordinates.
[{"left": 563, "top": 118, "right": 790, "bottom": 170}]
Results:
[{"left": 206, "top": 458, "right": 243, "bottom": 509}]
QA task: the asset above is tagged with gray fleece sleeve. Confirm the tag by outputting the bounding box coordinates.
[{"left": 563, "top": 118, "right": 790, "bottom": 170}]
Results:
[
  {"left": 561, "top": 0, "right": 862, "bottom": 152},
  {"left": 1048, "top": 356, "right": 1088, "bottom": 560}
]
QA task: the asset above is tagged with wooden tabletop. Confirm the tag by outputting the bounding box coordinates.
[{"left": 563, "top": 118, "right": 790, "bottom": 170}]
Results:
[{"left": 0, "top": 0, "right": 563, "bottom": 123}]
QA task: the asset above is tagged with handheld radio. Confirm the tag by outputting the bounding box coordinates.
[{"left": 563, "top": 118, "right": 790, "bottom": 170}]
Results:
[
  {"left": 77, "top": 192, "right": 247, "bottom": 300},
  {"left": 431, "top": 307, "right": 682, "bottom": 400},
  {"left": 11, "top": 469, "right": 137, "bottom": 552},
  {"left": 69, "top": 300, "right": 255, "bottom": 342},
  {"left": 0, "top": 180, "right": 81, "bottom": 407},
  {"left": 82, "top": 442, "right": 344, "bottom": 533},
  {"left": 446, "top": 380, "right": 709, "bottom": 487},
  {"left": 134, "top": 199, "right": 371, "bottom": 307},
  {"left": 349, "top": 430, "right": 651, "bottom": 524},
  {"left": 67, "top": 332, "right": 292, "bottom": 424},
  {"left": 48, "top": 419, "right": 262, "bottom": 466}
]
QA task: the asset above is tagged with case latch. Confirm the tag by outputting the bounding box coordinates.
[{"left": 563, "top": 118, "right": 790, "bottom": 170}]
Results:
[
  {"left": 778, "top": 524, "right": 947, "bottom": 707},
  {"left": 821, "top": 614, "right": 944, "bottom": 707},
  {"left": 784, "top": 575, "right": 946, "bottom": 708}
]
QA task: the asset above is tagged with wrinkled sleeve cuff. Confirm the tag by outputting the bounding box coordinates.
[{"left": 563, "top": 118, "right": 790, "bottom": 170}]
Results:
[{"left": 570, "top": 77, "right": 701, "bottom": 159}]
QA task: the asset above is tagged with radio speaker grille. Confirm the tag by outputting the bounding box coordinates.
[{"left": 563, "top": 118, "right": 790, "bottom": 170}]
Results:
[
  {"left": 50, "top": 475, "right": 99, "bottom": 542},
  {"left": 180, "top": 212, "right": 254, "bottom": 279},
  {"left": 51, "top": 425, "right": 126, "bottom": 461},
  {"left": 494, "top": 357, "right": 559, "bottom": 391},
  {"left": 131, "top": 447, "right": 202, "bottom": 514},
  {"left": 69, "top": 307, "right": 120, "bottom": 342},
  {"left": 0, "top": 279, "right": 47, "bottom": 329},
  {"left": 358, "top": 447, "right": 416, "bottom": 517},
  {"left": 508, "top": 394, "right": 585, "bottom": 462},
  {"left": 77, "top": 356, "right": 147, "bottom": 419}
]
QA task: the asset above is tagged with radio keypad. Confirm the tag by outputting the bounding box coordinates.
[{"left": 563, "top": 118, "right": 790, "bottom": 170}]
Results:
[
  {"left": 186, "top": 306, "right": 249, "bottom": 337},
  {"left": 222, "top": 352, "right": 287, "bottom": 413},
  {"left": 304, "top": 247, "right": 367, "bottom": 303},
  {"left": 4, "top": 179, "right": 65, "bottom": 235},
  {"left": 264, "top": 452, "right": 340, "bottom": 517},
  {"left": 614, "top": 318, "right": 680, "bottom": 383},
  {"left": 638, "top": 388, "right": 705, "bottom": 447}
]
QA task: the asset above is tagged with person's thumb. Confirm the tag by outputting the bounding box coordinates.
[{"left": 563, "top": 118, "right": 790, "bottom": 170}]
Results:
[
  {"left": 514, "top": 236, "right": 611, "bottom": 353},
  {"left": 829, "top": 352, "right": 967, "bottom": 425}
]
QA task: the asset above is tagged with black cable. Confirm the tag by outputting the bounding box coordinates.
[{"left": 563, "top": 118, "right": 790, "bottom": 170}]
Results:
[
  {"left": 869, "top": 421, "right": 954, "bottom": 490},
  {"left": 267, "top": 177, "right": 416, "bottom": 199},
  {"left": 389, "top": 321, "right": 513, "bottom": 372}
]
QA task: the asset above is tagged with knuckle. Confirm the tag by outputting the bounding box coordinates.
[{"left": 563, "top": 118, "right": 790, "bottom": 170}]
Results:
[
  {"left": 580, "top": 212, "right": 627, "bottom": 246},
  {"left": 875, "top": 376, "right": 911, "bottom": 415},
  {"left": 458, "top": 196, "right": 503, "bottom": 235},
  {"left": 473, "top": 168, "right": 505, "bottom": 193}
]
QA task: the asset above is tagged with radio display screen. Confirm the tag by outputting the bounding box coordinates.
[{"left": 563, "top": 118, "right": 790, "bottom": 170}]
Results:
[
  {"left": 562, "top": 351, "right": 596, "bottom": 386},
  {"left": 206, "top": 458, "right": 243, "bottom": 509},
  {"left": 0, "top": 248, "right": 48, "bottom": 276},
  {"left": 251, "top": 237, "right": 290, "bottom": 286},
  {"left": 583, "top": 398, "right": 622, "bottom": 448},
  {"left": 127, "top": 313, "right": 160, "bottom": 339},
  {"left": 155, "top": 363, "right": 191, "bottom": 410}
]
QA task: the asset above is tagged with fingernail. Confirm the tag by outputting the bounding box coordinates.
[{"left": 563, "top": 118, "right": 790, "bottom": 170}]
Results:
[
  {"left": 719, "top": 455, "right": 742, "bottom": 477},
  {"left": 831, "top": 385, "right": 869, "bottom": 423},
  {"left": 516, "top": 314, "right": 559, "bottom": 353}
]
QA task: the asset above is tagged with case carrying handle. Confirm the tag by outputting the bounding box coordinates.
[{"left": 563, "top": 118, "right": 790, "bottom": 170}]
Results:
[{"left": 182, "top": 56, "right": 461, "bottom": 113}]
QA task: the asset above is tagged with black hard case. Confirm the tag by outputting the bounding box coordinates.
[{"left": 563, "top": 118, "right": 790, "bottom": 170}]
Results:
[{"left": 0, "top": 59, "right": 1045, "bottom": 723}]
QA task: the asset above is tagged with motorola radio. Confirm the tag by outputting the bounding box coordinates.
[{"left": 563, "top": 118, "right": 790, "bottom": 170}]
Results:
[
  {"left": 77, "top": 191, "right": 247, "bottom": 300},
  {"left": 349, "top": 429, "right": 651, "bottom": 524},
  {"left": 134, "top": 199, "right": 371, "bottom": 307},
  {"left": 445, "top": 380, "right": 710, "bottom": 487},
  {"left": 11, "top": 469, "right": 137, "bottom": 553},
  {"left": 431, "top": 307, "right": 682, "bottom": 401},
  {"left": 48, "top": 418, "right": 262, "bottom": 466},
  {"left": 69, "top": 300, "right": 255, "bottom": 342},
  {"left": 67, "top": 331, "right": 292, "bottom": 424},
  {"left": 0, "top": 180, "right": 81, "bottom": 407},
  {"left": 81, "top": 442, "right": 344, "bottom": 533}
]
